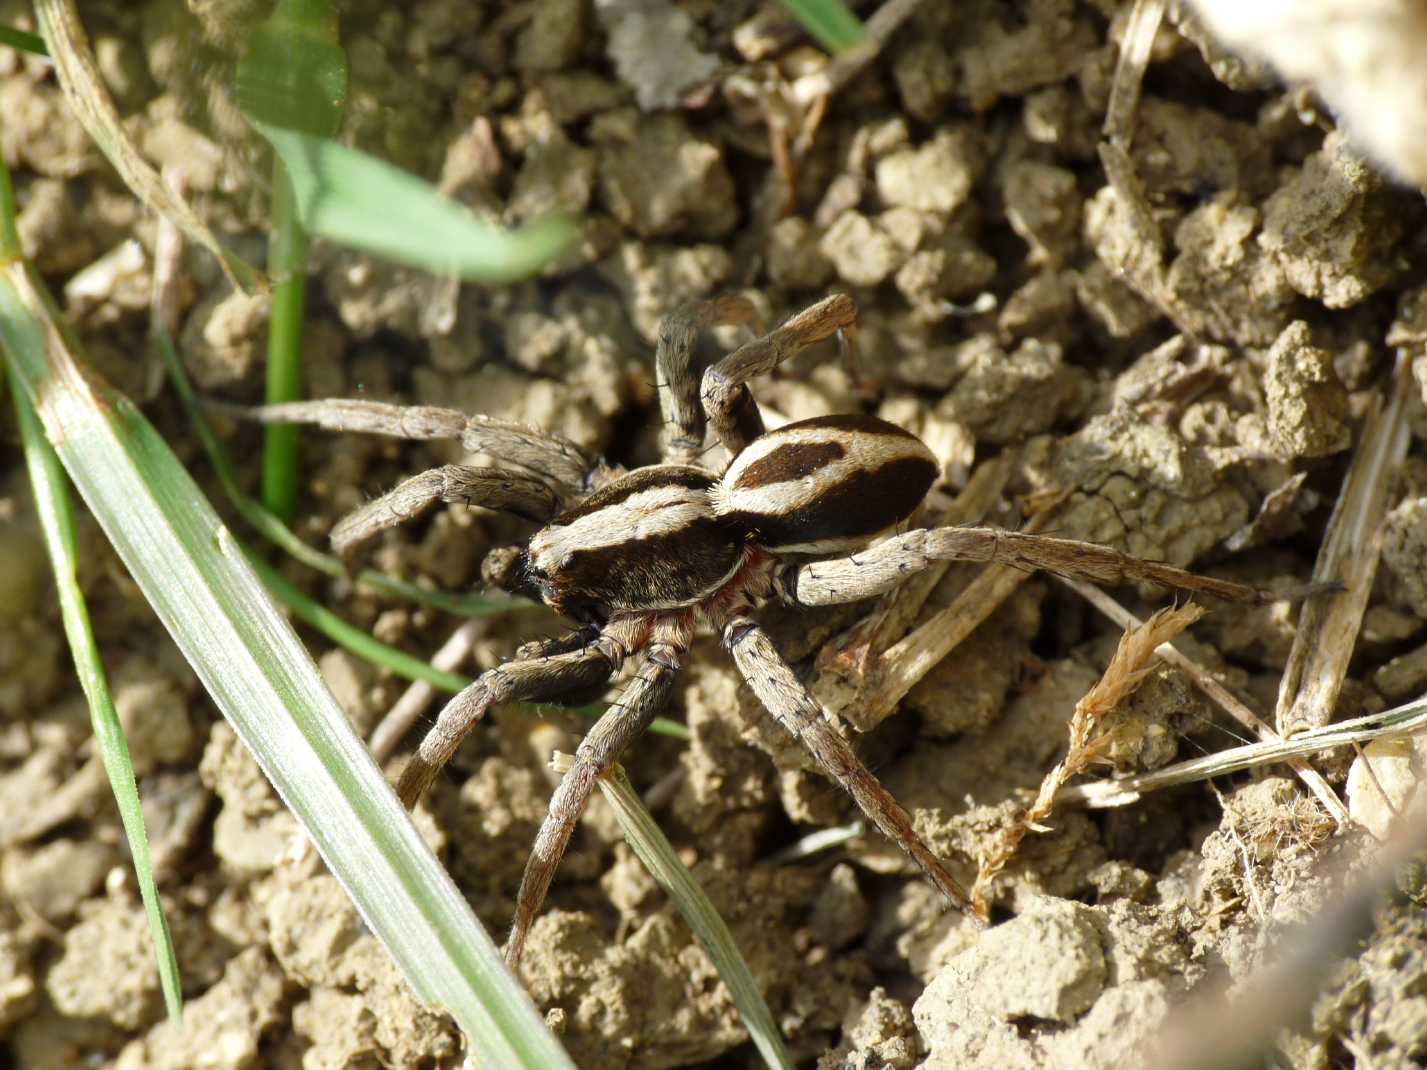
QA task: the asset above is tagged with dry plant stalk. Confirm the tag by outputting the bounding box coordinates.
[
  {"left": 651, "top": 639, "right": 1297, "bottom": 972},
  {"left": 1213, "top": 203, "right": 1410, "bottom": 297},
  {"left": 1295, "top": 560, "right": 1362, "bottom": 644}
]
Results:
[
  {"left": 1275, "top": 353, "right": 1413, "bottom": 735},
  {"left": 369, "top": 618, "right": 485, "bottom": 764},
  {"left": 1103, "top": 0, "right": 1166, "bottom": 145},
  {"left": 790, "top": 0, "right": 930, "bottom": 105},
  {"left": 972, "top": 603, "right": 1205, "bottom": 914}
]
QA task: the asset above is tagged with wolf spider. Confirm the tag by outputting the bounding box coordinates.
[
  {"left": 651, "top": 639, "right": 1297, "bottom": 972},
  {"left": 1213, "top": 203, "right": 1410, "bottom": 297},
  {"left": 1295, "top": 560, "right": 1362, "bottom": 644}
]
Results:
[{"left": 245, "top": 293, "right": 1328, "bottom": 967}]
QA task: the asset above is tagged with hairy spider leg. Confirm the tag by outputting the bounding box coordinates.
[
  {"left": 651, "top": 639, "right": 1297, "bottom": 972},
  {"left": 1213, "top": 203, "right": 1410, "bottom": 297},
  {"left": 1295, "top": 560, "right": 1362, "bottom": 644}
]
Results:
[
  {"left": 655, "top": 294, "right": 764, "bottom": 467},
  {"left": 395, "top": 635, "right": 626, "bottom": 808},
  {"left": 232, "top": 397, "right": 606, "bottom": 552},
  {"left": 716, "top": 610, "right": 981, "bottom": 922},
  {"left": 775, "top": 525, "right": 1342, "bottom": 608},
  {"left": 330, "top": 465, "right": 562, "bottom": 553},
  {"left": 701, "top": 292, "right": 858, "bottom": 463},
  {"left": 505, "top": 618, "right": 689, "bottom": 968},
  {"left": 236, "top": 397, "right": 596, "bottom": 492}
]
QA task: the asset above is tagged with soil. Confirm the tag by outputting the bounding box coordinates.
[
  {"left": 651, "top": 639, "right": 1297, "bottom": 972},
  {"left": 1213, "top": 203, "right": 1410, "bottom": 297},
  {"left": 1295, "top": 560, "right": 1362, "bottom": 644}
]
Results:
[{"left": 3, "top": 1, "right": 1427, "bottom": 1068}]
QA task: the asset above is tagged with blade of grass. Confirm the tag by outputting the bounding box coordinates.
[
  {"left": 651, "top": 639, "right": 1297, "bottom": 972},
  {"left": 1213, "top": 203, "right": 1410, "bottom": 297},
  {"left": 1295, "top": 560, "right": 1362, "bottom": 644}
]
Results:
[
  {"left": 252, "top": 122, "right": 579, "bottom": 282},
  {"left": 235, "top": 0, "right": 347, "bottom": 522},
  {"left": 251, "top": 550, "right": 689, "bottom": 740},
  {"left": 0, "top": 23, "right": 47, "bottom": 54},
  {"left": 247, "top": 549, "right": 470, "bottom": 692},
  {"left": 234, "top": 0, "right": 346, "bottom": 138},
  {"left": 9, "top": 374, "right": 182, "bottom": 1022},
  {"left": 1059, "top": 691, "right": 1427, "bottom": 807},
  {"left": 1276, "top": 355, "right": 1413, "bottom": 736},
  {"left": 260, "top": 166, "right": 309, "bottom": 523},
  {"left": 0, "top": 259, "right": 574, "bottom": 1070},
  {"left": 779, "top": 0, "right": 866, "bottom": 51},
  {"left": 586, "top": 759, "right": 794, "bottom": 1070}
]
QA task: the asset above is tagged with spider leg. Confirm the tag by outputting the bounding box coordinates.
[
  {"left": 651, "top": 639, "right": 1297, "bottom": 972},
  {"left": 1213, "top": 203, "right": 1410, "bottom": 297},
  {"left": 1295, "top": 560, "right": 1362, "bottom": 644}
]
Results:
[
  {"left": 506, "top": 627, "right": 685, "bottom": 968},
  {"left": 700, "top": 292, "right": 858, "bottom": 460},
  {"left": 330, "top": 464, "right": 562, "bottom": 554},
  {"left": 229, "top": 398, "right": 596, "bottom": 492},
  {"left": 719, "top": 613, "right": 980, "bottom": 922},
  {"left": 395, "top": 637, "right": 626, "bottom": 808},
  {"left": 656, "top": 294, "right": 763, "bottom": 466},
  {"left": 514, "top": 623, "right": 603, "bottom": 662},
  {"left": 776, "top": 526, "right": 1340, "bottom": 608}
]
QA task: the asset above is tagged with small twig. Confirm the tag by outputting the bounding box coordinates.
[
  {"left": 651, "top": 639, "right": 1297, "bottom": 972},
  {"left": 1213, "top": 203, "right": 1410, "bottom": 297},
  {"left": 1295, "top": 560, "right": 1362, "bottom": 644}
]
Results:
[
  {"left": 1277, "top": 354, "right": 1413, "bottom": 735},
  {"left": 764, "top": 820, "right": 866, "bottom": 865},
  {"left": 972, "top": 604, "right": 1203, "bottom": 912},
  {"left": 1061, "top": 577, "right": 1351, "bottom": 827},
  {"left": 813, "top": 452, "right": 1014, "bottom": 698},
  {"left": 640, "top": 765, "right": 685, "bottom": 813},
  {"left": 790, "top": 0, "right": 929, "bottom": 105},
  {"left": 1094, "top": 141, "right": 1201, "bottom": 338},
  {"left": 1060, "top": 691, "right": 1427, "bottom": 806},
  {"left": 824, "top": 508, "right": 1056, "bottom": 734},
  {"left": 1103, "top": 0, "right": 1166, "bottom": 145},
  {"left": 150, "top": 181, "right": 185, "bottom": 341}
]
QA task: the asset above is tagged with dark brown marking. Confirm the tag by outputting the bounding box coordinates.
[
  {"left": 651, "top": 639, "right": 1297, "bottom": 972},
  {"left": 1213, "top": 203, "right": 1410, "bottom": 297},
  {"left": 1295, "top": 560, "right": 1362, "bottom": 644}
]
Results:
[
  {"left": 732, "top": 440, "right": 846, "bottom": 491},
  {"left": 722, "top": 455, "right": 937, "bottom": 550}
]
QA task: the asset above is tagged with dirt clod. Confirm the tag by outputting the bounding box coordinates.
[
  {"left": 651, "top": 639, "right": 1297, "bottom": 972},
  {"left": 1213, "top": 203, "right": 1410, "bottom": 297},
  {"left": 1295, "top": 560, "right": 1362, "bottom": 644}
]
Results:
[
  {"left": 113, "top": 949, "right": 285, "bottom": 1070},
  {"left": 47, "top": 897, "right": 168, "bottom": 1032},
  {"left": 1263, "top": 321, "right": 1352, "bottom": 458},
  {"left": 598, "top": 114, "right": 738, "bottom": 239}
]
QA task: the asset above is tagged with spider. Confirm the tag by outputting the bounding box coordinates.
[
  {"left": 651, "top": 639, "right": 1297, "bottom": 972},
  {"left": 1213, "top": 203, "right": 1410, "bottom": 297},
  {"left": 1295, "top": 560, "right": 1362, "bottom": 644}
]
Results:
[{"left": 244, "top": 293, "right": 1329, "bottom": 968}]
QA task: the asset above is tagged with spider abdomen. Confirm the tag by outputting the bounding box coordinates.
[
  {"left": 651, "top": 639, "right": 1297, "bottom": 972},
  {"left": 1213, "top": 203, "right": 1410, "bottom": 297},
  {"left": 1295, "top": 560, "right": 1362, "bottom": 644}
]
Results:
[
  {"left": 714, "top": 413, "right": 938, "bottom": 554},
  {"left": 525, "top": 466, "right": 743, "bottom": 615}
]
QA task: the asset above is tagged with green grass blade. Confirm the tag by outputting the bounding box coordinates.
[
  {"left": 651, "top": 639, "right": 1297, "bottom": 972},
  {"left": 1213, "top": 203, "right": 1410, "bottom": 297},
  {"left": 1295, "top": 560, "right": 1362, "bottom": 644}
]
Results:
[
  {"left": 235, "top": 0, "right": 345, "bottom": 522},
  {"left": 9, "top": 374, "right": 183, "bottom": 1023},
  {"left": 595, "top": 762, "right": 793, "bottom": 1070},
  {"left": 247, "top": 549, "right": 471, "bottom": 692},
  {"left": 0, "top": 23, "right": 47, "bottom": 55},
  {"left": 259, "top": 166, "right": 309, "bottom": 522},
  {"left": 234, "top": 0, "right": 346, "bottom": 138},
  {"left": 254, "top": 122, "right": 579, "bottom": 282},
  {"left": 249, "top": 550, "right": 691, "bottom": 740},
  {"left": 779, "top": 0, "right": 866, "bottom": 52},
  {"left": 0, "top": 258, "right": 574, "bottom": 1068}
]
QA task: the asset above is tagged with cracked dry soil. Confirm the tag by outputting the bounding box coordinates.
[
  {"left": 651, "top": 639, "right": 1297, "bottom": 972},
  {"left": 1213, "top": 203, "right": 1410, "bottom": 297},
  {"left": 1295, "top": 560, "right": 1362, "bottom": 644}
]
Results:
[{"left": 4, "top": 1, "right": 1427, "bottom": 1068}]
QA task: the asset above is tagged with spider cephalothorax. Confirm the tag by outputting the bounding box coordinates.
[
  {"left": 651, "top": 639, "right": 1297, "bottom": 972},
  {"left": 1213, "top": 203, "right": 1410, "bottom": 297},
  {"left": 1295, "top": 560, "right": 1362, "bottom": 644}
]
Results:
[{"left": 246, "top": 292, "right": 1328, "bottom": 967}]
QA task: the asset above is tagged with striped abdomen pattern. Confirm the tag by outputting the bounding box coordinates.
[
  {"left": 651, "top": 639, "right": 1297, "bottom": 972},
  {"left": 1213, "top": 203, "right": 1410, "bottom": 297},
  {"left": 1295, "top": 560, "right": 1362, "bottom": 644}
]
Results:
[{"left": 713, "top": 414, "right": 938, "bottom": 553}]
